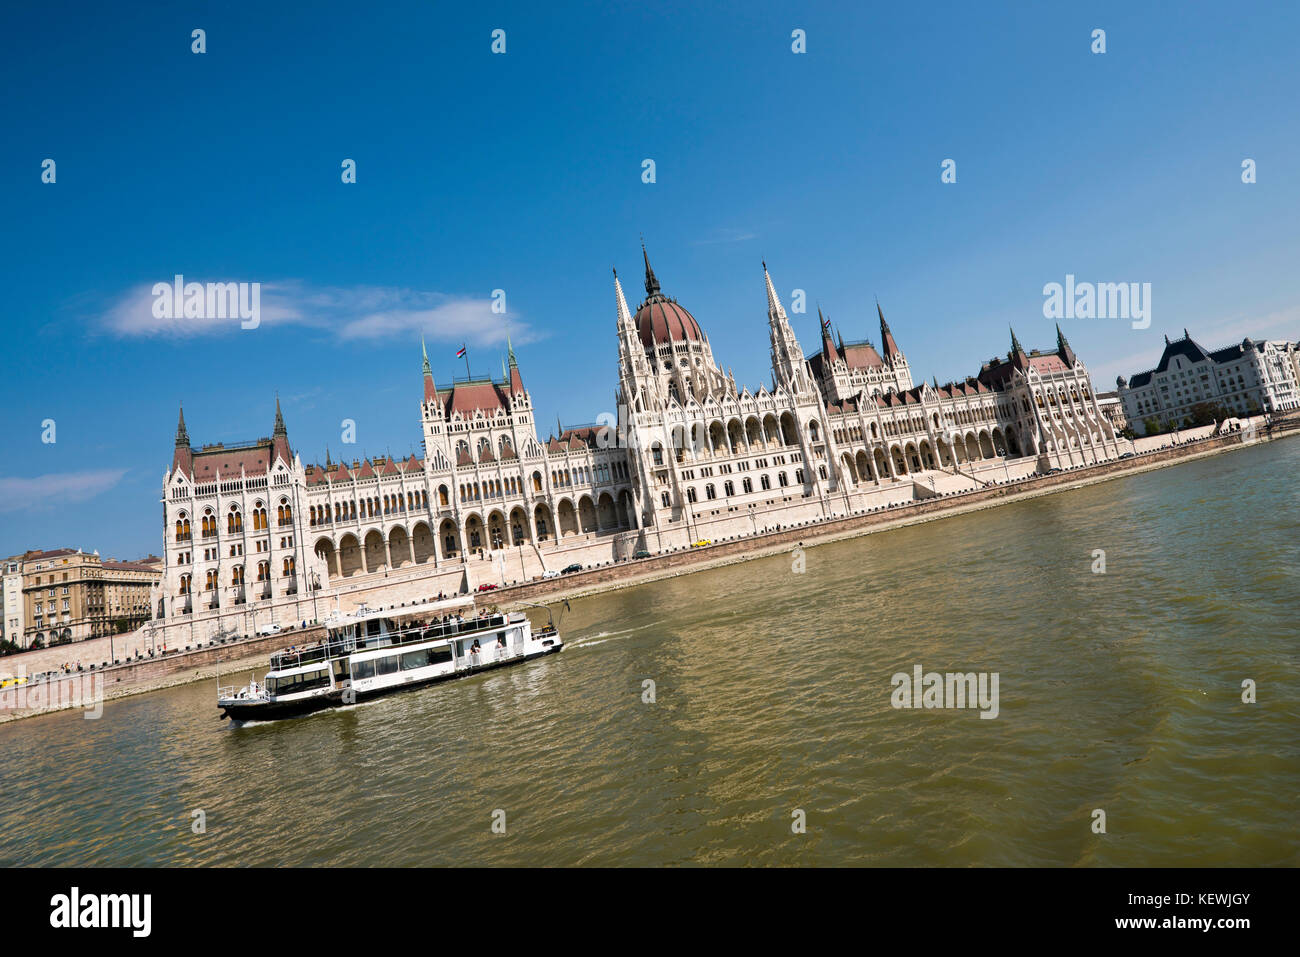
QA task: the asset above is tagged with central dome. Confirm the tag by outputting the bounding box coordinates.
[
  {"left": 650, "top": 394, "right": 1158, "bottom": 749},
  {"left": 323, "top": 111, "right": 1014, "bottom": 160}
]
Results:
[
  {"left": 633, "top": 245, "right": 705, "bottom": 347},
  {"left": 634, "top": 297, "right": 703, "bottom": 347}
]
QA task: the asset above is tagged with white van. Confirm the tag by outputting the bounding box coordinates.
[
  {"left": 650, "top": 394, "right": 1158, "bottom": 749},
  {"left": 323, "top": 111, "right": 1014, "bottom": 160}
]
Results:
[{"left": 256, "top": 623, "right": 282, "bottom": 637}]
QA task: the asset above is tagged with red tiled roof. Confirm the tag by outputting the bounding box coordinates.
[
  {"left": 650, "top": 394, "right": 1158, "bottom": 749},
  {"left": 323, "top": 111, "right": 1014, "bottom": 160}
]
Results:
[
  {"left": 190, "top": 443, "right": 275, "bottom": 482},
  {"left": 447, "top": 381, "right": 507, "bottom": 417},
  {"left": 842, "top": 343, "right": 885, "bottom": 370},
  {"left": 1029, "top": 354, "right": 1070, "bottom": 374}
]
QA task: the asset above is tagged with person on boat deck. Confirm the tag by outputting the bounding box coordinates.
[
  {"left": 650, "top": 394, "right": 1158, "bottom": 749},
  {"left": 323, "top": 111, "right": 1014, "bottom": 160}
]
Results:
[
  {"left": 497, "top": 635, "right": 506, "bottom": 648},
  {"left": 470, "top": 640, "right": 481, "bottom": 653}
]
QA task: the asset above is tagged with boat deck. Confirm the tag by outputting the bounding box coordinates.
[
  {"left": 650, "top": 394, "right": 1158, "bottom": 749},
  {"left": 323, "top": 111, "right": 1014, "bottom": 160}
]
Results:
[{"left": 269, "top": 612, "right": 513, "bottom": 672}]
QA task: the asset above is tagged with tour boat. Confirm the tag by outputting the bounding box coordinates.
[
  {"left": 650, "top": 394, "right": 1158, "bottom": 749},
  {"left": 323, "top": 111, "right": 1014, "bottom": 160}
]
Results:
[{"left": 217, "top": 596, "right": 562, "bottom": 722}]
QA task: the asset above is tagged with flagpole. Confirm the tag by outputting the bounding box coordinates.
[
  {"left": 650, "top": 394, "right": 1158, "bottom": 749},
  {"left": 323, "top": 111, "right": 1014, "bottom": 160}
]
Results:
[{"left": 461, "top": 344, "right": 471, "bottom": 379}]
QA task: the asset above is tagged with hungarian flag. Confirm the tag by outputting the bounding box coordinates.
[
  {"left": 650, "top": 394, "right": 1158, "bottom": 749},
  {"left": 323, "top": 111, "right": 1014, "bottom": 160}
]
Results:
[
  {"left": 455, "top": 345, "right": 467, "bottom": 358},
  {"left": 822, "top": 316, "right": 831, "bottom": 330}
]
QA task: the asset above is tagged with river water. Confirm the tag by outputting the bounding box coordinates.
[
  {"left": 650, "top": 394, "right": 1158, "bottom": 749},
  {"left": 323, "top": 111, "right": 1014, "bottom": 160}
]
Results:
[{"left": 2, "top": 440, "right": 1297, "bottom": 866}]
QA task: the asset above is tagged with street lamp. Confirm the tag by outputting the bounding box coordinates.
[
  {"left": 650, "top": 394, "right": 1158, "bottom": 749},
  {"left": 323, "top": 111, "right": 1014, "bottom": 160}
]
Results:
[{"left": 309, "top": 570, "right": 321, "bottom": 623}]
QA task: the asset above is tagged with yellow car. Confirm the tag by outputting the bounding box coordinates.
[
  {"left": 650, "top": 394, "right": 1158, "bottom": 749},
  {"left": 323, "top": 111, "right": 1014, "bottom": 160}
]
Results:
[
  {"left": 690, "top": 539, "right": 712, "bottom": 548},
  {"left": 0, "top": 675, "right": 28, "bottom": 690}
]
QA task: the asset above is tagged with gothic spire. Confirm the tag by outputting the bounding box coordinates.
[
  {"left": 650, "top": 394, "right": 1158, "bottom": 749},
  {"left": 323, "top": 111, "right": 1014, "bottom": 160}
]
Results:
[
  {"left": 1056, "top": 322, "right": 1076, "bottom": 364},
  {"left": 878, "top": 301, "right": 901, "bottom": 357},
  {"left": 421, "top": 334, "right": 431, "bottom": 376},
  {"left": 763, "top": 261, "right": 788, "bottom": 321},
  {"left": 818, "top": 304, "right": 835, "bottom": 357},
  {"left": 642, "top": 241, "right": 661, "bottom": 299},
  {"left": 273, "top": 395, "right": 286, "bottom": 437},
  {"left": 175, "top": 403, "right": 189, "bottom": 447},
  {"left": 1010, "top": 326, "right": 1025, "bottom": 356}
]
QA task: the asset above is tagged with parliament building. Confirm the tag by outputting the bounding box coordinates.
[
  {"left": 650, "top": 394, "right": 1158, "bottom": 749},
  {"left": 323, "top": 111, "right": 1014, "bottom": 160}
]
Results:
[{"left": 156, "top": 249, "right": 1121, "bottom": 632}]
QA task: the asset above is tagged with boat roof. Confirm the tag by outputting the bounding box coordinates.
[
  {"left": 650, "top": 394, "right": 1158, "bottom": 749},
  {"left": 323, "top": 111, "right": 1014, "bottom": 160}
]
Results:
[{"left": 325, "top": 594, "right": 476, "bottom": 628}]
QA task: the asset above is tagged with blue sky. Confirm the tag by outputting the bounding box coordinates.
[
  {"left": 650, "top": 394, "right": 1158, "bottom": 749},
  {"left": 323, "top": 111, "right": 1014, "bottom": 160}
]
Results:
[{"left": 2, "top": 0, "right": 1298, "bottom": 559}]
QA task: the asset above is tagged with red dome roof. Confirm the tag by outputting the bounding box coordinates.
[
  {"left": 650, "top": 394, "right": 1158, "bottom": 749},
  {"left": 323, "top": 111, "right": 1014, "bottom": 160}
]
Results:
[{"left": 634, "top": 297, "right": 703, "bottom": 347}]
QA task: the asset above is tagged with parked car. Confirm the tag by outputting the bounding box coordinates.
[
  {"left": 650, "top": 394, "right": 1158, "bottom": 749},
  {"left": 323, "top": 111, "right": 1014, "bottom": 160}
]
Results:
[
  {"left": 1045, "top": 468, "right": 1062, "bottom": 475},
  {"left": 541, "top": 569, "right": 561, "bottom": 579},
  {"left": 476, "top": 583, "right": 498, "bottom": 592},
  {"left": 690, "top": 539, "right": 712, "bottom": 548},
  {"left": 633, "top": 549, "right": 652, "bottom": 559},
  {"left": 562, "top": 563, "right": 583, "bottom": 574},
  {"left": 1119, "top": 452, "right": 1135, "bottom": 459},
  {"left": 256, "top": 623, "right": 281, "bottom": 636}
]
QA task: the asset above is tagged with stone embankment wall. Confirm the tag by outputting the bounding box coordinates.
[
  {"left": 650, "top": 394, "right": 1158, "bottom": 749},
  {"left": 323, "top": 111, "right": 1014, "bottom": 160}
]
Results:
[{"left": 0, "top": 625, "right": 327, "bottom": 720}]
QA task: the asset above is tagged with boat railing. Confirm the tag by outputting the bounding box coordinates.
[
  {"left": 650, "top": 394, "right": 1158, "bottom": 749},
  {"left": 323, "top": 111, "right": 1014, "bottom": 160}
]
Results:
[
  {"left": 462, "top": 641, "right": 517, "bottom": 670},
  {"left": 270, "top": 614, "right": 509, "bottom": 671}
]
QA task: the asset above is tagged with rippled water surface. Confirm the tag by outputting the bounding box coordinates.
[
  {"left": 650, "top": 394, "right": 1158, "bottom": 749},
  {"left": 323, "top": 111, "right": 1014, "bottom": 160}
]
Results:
[{"left": 2, "top": 440, "right": 1297, "bottom": 866}]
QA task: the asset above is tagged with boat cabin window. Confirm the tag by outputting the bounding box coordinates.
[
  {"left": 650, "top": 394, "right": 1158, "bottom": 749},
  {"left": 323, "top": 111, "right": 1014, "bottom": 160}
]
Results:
[
  {"left": 375, "top": 655, "right": 399, "bottom": 676},
  {"left": 268, "top": 668, "right": 330, "bottom": 696},
  {"left": 401, "top": 647, "right": 453, "bottom": 670},
  {"left": 351, "top": 660, "right": 375, "bottom": 680}
]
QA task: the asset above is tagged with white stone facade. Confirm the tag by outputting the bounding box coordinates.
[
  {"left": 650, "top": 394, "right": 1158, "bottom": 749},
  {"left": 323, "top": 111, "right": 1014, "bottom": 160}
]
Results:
[
  {"left": 1117, "top": 331, "right": 1300, "bottom": 433},
  {"left": 157, "top": 251, "right": 1122, "bottom": 638}
]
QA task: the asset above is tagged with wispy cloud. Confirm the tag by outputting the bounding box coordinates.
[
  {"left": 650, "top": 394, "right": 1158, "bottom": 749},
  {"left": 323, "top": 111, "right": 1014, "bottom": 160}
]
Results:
[
  {"left": 692, "top": 228, "right": 758, "bottom": 246},
  {"left": 95, "top": 280, "right": 530, "bottom": 346},
  {"left": 0, "top": 469, "right": 128, "bottom": 513}
]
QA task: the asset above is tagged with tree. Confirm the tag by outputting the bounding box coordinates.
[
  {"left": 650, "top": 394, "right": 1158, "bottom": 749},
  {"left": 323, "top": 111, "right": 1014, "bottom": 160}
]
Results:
[{"left": 1186, "top": 403, "right": 1223, "bottom": 428}]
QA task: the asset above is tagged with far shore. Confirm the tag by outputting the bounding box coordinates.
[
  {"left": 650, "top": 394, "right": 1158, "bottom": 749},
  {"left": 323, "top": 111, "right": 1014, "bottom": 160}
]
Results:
[{"left": 2, "top": 425, "right": 1291, "bottom": 724}]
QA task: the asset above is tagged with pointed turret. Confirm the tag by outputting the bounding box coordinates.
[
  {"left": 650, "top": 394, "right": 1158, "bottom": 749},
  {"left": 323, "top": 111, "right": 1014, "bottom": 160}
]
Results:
[
  {"left": 1009, "top": 326, "right": 1030, "bottom": 371},
  {"left": 642, "top": 242, "right": 661, "bottom": 298},
  {"left": 422, "top": 335, "right": 438, "bottom": 402},
  {"left": 171, "top": 403, "right": 193, "bottom": 477},
  {"left": 175, "top": 403, "right": 189, "bottom": 447},
  {"left": 878, "top": 302, "right": 901, "bottom": 359},
  {"left": 1056, "top": 322, "right": 1076, "bottom": 365},
  {"left": 763, "top": 260, "right": 788, "bottom": 321},
  {"left": 614, "top": 267, "right": 636, "bottom": 331},
  {"left": 271, "top": 396, "right": 292, "bottom": 465},
  {"left": 764, "top": 261, "right": 808, "bottom": 392},
  {"left": 505, "top": 332, "right": 524, "bottom": 394},
  {"left": 819, "top": 305, "right": 836, "bottom": 361}
]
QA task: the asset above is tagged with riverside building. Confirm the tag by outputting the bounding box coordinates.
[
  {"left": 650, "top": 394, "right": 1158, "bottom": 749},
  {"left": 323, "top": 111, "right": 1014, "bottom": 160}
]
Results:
[
  {"left": 1116, "top": 331, "right": 1300, "bottom": 433},
  {"left": 156, "top": 250, "right": 1122, "bottom": 634}
]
